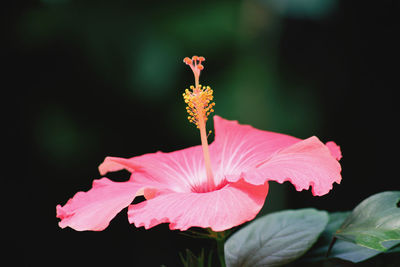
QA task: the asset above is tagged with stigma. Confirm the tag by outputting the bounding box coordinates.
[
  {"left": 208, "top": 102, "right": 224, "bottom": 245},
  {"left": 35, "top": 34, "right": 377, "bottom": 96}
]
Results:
[{"left": 183, "top": 56, "right": 205, "bottom": 85}]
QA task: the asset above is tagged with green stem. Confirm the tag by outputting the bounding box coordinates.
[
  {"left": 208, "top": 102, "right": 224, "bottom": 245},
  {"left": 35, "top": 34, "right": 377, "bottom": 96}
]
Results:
[
  {"left": 216, "top": 237, "right": 226, "bottom": 267},
  {"left": 206, "top": 229, "right": 228, "bottom": 267}
]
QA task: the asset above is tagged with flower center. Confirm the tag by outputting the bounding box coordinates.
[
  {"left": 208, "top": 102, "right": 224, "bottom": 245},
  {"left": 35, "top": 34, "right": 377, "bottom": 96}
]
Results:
[{"left": 183, "top": 56, "right": 216, "bottom": 191}]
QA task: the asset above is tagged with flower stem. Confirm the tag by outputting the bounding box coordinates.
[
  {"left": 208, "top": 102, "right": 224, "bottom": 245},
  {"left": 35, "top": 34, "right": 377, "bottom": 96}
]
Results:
[
  {"left": 216, "top": 237, "right": 226, "bottom": 267},
  {"left": 206, "top": 229, "right": 228, "bottom": 267}
]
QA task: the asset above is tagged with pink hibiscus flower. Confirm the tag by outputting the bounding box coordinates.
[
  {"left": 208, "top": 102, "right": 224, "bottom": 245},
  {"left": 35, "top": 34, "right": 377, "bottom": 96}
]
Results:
[{"left": 56, "top": 56, "right": 342, "bottom": 232}]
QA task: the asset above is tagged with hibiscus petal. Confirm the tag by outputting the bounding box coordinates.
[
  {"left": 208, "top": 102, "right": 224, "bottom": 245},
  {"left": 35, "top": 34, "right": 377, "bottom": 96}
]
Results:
[
  {"left": 128, "top": 179, "right": 269, "bottom": 231},
  {"left": 211, "top": 116, "right": 300, "bottom": 178},
  {"left": 240, "top": 136, "right": 341, "bottom": 196},
  {"left": 98, "top": 157, "right": 139, "bottom": 176},
  {"left": 98, "top": 146, "right": 207, "bottom": 192},
  {"left": 326, "top": 141, "right": 342, "bottom": 160},
  {"left": 56, "top": 178, "right": 141, "bottom": 231}
]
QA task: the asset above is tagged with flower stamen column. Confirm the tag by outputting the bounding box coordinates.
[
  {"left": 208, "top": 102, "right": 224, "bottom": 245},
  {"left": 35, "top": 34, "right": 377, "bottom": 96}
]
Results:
[{"left": 183, "top": 56, "right": 216, "bottom": 191}]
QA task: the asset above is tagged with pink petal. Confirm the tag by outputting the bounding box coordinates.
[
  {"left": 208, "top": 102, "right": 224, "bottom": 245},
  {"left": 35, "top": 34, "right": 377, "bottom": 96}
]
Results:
[
  {"left": 98, "top": 146, "right": 208, "bottom": 193},
  {"left": 128, "top": 179, "right": 269, "bottom": 231},
  {"left": 56, "top": 178, "right": 141, "bottom": 231},
  {"left": 241, "top": 136, "right": 341, "bottom": 196},
  {"left": 211, "top": 116, "right": 300, "bottom": 181},
  {"left": 98, "top": 157, "right": 139, "bottom": 176},
  {"left": 326, "top": 141, "right": 342, "bottom": 160}
]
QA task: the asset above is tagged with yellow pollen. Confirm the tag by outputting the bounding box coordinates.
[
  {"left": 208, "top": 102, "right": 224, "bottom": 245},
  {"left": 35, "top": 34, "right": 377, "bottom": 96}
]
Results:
[{"left": 183, "top": 85, "right": 215, "bottom": 126}]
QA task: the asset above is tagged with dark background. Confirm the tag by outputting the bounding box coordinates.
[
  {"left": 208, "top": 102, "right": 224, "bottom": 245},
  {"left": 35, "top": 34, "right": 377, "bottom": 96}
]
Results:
[{"left": 5, "top": 0, "right": 398, "bottom": 266}]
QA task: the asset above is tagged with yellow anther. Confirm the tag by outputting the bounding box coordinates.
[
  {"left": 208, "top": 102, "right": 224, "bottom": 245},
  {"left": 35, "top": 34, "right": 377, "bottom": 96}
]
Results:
[{"left": 183, "top": 84, "right": 215, "bottom": 126}]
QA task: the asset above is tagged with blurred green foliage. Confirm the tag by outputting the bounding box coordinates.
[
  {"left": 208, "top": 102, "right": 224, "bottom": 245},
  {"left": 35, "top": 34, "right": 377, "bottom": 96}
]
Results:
[
  {"left": 264, "top": 0, "right": 337, "bottom": 19},
  {"left": 19, "top": 0, "right": 332, "bottom": 134}
]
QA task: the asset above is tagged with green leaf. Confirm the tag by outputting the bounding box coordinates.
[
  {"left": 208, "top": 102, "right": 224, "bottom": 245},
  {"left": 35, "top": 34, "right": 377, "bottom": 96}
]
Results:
[
  {"left": 302, "top": 211, "right": 400, "bottom": 263},
  {"left": 386, "top": 243, "right": 400, "bottom": 254},
  {"left": 334, "top": 191, "right": 400, "bottom": 251},
  {"left": 224, "top": 209, "right": 328, "bottom": 267}
]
